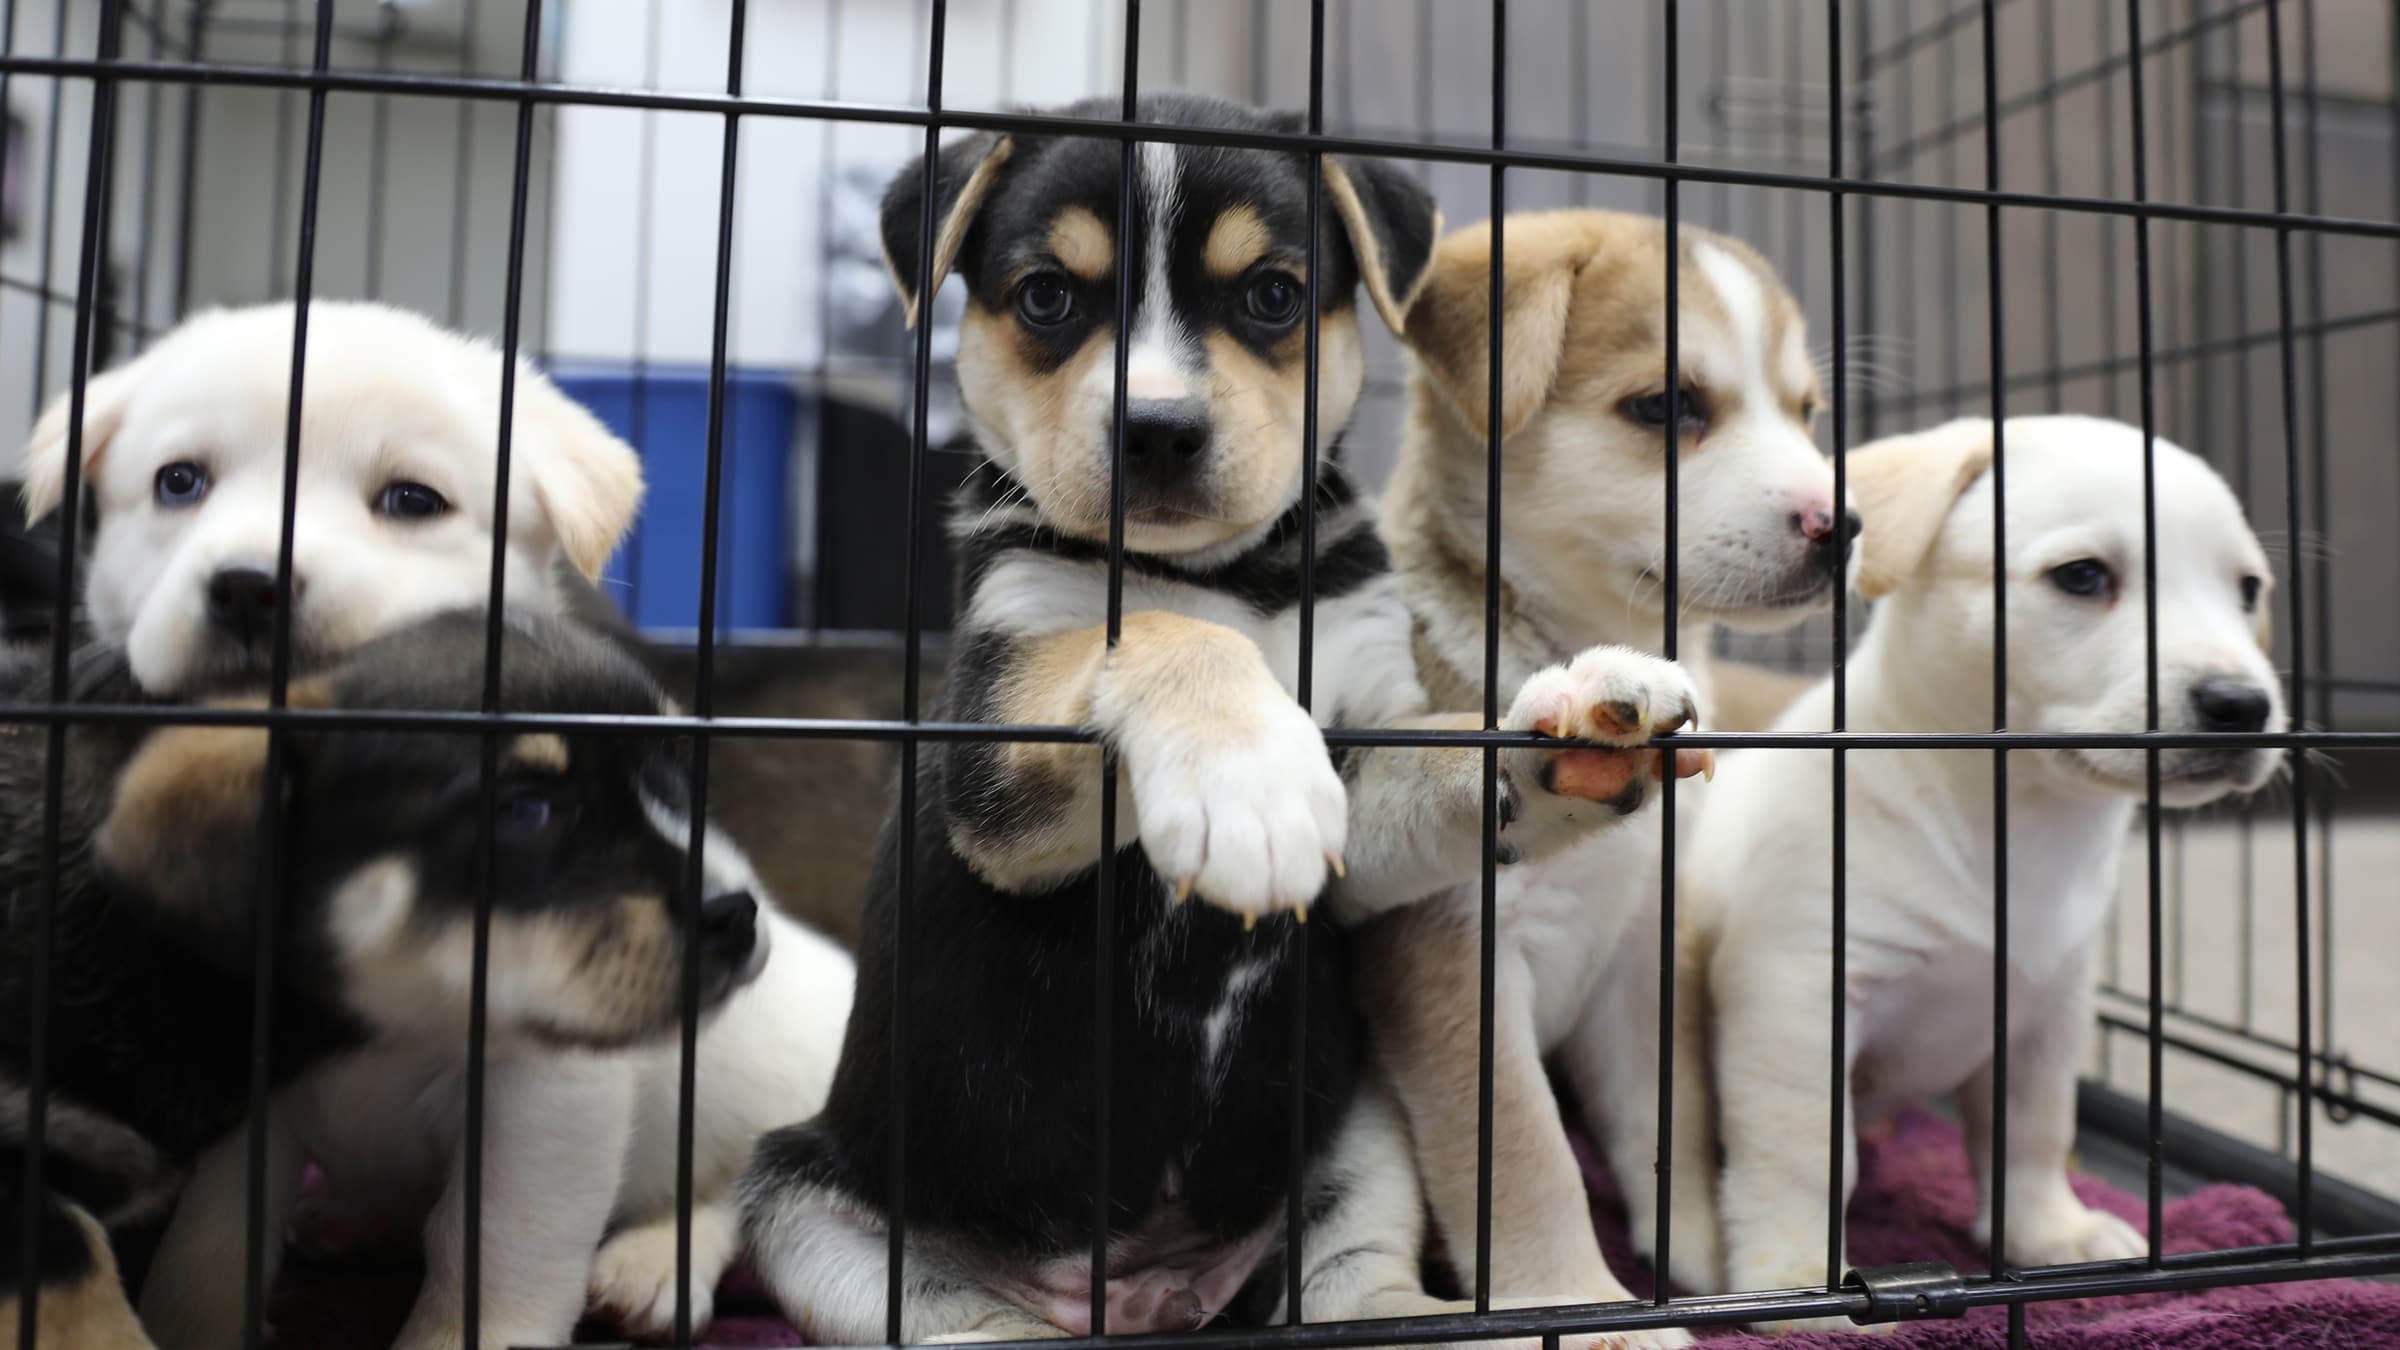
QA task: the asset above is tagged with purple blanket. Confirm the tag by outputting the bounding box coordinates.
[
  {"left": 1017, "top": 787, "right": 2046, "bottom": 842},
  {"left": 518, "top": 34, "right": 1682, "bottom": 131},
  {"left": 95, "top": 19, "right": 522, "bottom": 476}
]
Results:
[{"left": 268, "top": 1107, "right": 2400, "bottom": 1348}]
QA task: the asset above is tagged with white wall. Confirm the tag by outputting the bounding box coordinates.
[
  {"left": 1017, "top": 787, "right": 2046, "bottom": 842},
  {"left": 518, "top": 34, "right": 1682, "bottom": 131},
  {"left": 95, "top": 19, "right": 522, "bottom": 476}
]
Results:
[
  {"left": 2, "top": 0, "right": 559, "bottom": 449},
  {"left": 545, "top": 0, "right": 1258, "bottom": 372}
]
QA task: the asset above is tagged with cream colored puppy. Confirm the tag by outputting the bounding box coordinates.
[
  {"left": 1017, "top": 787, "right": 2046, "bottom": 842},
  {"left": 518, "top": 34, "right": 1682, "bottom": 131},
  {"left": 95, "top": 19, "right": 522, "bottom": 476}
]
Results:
[
  {"left": 1686, "top": 416, "right": 2284, "bottom": 1333},
  {"left": 22, "top": 303, "right": 638, "bottom": 694},
  {"left": 21, "top": 301, "right": 854, "bottom": 1348},
  {"left": 1363, "top": 210, "right": 1856, "bottom": 1337}
]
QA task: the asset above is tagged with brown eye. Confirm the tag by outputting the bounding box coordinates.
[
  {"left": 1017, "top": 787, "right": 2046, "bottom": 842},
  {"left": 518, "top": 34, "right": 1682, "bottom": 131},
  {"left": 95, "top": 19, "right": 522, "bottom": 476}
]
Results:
[
  {"left": 1016, "top": 273, "right": 1074, "bottom": 326},
  {"left": 1245, "top": 272, "right": 1303, "bottom": 326},
  {"left": 376, "top": 481, "right": 450, "bottom": 521},
  {"left": 2048, "top": 558, "right": 2115, "bottom": 600},
  {"left": 154, "top": 461, "right": 210, "bottom": 507},
  {"left": 1621, "top": 386, "right": 1708, "bottom": 435}
]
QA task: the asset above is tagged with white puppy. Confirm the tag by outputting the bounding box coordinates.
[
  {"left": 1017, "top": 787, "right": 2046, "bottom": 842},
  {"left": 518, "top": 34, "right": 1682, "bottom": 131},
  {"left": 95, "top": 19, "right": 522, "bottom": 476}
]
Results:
[
  {"left": 1682, "top": 416, "right": 2285, "bottom": 1333},
  {"left": 20, "top": 300, "right": 855, "bottom": 1348}
]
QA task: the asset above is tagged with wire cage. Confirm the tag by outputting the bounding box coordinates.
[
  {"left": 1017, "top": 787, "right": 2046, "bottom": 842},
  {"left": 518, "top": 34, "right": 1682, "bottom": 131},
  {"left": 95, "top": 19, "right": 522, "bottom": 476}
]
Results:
[{"left": 5, "top": 0, "right": 2400, "bottom": 1348}]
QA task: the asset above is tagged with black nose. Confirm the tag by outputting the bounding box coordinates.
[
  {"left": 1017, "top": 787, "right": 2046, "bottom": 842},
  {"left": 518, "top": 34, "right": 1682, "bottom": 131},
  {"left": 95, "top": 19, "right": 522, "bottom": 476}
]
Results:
[
  {"left": 2190, "top": 677, "right": 2272, "bottom": 735},
  {"left": 1804, "top": 509, "right": 1865, "bottom": 578},
  {"left": 1121, "top": 399, "right": 1211, "bottom": 500},
  {"left": 205, "top": 566, "right": 283, "bottom": 634},
  {"left": 698, "top": 888, "right": 758, "bottom": 962}
]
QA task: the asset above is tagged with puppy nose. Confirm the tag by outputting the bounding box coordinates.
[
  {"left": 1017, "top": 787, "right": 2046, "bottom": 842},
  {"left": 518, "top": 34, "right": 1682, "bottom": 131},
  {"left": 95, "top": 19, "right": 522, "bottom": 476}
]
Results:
[
  {"left": 205, "top": 567, "right": 285, "bottom": 632},
  {"left": 698, "top": 888, "right": 758, "bottom": 961},
  {"left": 1800, "top": 507, "right": 1864, "bottom": 575},
  {"left": 1122, "top": 399, "right": 1212, "bottom": 496},
  {"left": 2190, "top": 677, "right": 2272, "bottom": 735},
  {"left": 1124, "top": 399, "right": 1210, "bottom": 461}
]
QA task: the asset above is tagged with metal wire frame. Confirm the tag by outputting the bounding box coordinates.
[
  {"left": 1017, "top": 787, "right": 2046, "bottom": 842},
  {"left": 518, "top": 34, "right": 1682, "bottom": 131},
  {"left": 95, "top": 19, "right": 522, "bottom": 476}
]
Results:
[{"left": 5, "top": 1, "right": 2400, "bottom": 1347}]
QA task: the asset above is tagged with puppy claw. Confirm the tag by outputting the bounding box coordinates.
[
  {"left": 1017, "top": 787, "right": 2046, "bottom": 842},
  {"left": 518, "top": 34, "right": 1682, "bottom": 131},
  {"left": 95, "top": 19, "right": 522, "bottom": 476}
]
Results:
[
  {"left": 1325, "top": 851, "right": 1346, "bottom": 880},
  {"left": 1292, "top": 904, "right": 1308, "bottom": 925},
  {"left": 1594, "top": 696, "right": 1647, "bottom": 738},
  {"left": 1243, "top": 913, "right": 1258, "bottom": 933},
  {"left": 1171, "top": 876, "right": 1195, "bottom": 905}
]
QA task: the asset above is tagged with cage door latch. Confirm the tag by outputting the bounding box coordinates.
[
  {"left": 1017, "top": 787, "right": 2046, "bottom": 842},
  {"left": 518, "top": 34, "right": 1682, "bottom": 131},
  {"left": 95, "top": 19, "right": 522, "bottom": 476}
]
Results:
[{"left": 1841, "top": 1261, "right": 1968, "bottom": 1324}]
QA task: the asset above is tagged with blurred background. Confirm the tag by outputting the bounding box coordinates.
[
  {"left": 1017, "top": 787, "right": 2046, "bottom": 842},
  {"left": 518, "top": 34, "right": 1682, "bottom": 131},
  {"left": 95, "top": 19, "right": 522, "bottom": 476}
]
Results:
[{"left": 2, "top": 0, "right": 2394, "bottom": 1221}]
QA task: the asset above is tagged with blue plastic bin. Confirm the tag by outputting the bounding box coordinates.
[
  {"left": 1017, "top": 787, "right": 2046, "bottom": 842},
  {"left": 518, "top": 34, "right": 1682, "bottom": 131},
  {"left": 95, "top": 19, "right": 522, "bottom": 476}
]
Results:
[{"left": 548, "top": 363, "right": 797, "bottom": 633}]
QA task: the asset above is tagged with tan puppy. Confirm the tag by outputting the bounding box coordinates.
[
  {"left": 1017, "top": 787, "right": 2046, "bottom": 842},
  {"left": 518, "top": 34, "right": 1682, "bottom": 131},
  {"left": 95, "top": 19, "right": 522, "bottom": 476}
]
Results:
[{"left": 1363, "top": 210, "right": 1854, "bottom": 1328}]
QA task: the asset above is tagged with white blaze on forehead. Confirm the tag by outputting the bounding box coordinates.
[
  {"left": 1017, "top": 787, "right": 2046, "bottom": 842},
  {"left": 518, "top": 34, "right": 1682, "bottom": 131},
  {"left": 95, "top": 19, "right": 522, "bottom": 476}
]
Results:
[
  {"left": 1692, "top": 240, "right": 1772, "bottom": 406},
  {"left": 1127, "top": 140, "right": 1196, "bottom": 401}
]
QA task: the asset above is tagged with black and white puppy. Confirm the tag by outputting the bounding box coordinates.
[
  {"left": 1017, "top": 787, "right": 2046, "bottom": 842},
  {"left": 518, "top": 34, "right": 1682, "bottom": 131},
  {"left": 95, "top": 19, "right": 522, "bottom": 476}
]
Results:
[
  {"left": 740, "top": 94, "right": 1705, "bottom": 1345},
  {"left": 0, "top": 610, "right": 763, "bottom": 1350}
]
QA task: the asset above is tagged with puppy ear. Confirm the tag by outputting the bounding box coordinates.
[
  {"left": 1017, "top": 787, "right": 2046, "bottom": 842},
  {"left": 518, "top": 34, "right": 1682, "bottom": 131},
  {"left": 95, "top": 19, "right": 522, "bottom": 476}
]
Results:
[
  {"left": 1843, "top": 418, "right": 1996, "bottom": 600},
  {"left": 1403, "top": 216, "right": 1590, "bottom": 440},
  {"left": 516, "top": 367, "right": 646, "bottom": 580},
  {"left": 880, "top": 130, "right": 1014, "bottom": 329},
  {"left": 22, "top": 359, "right": 146, "bottom": 525},
  {"left": 93, "top": 682, "right": 331, "bottom": 913},
  {"left": 1323, "top": 157, "right": 1441, "bottom": 334}
]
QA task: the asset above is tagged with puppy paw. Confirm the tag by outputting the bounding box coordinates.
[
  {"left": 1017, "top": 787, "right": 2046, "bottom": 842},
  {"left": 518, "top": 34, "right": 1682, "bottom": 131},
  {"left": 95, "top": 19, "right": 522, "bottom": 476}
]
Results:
[
  {"left": 1500, "top": 648, "right": 1708, "bottom": 835},
  {"left": 1995, "top": 1201, "right": 2146, "bottom": 1268},
  {"left": 1124, "top": 692, "right": 1346, "bottom": 923},
  {"left": 588, "top": 1208, "right": 737, "bottom": 1342}
]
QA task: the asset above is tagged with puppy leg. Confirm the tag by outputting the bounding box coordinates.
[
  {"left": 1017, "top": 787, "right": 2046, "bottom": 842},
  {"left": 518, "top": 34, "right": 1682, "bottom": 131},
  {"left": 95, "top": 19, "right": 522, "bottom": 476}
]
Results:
[
  {"left": 4, "top": 1192, "right": 156, "bottom": 1350},
  {"left": 586, "top": 1194, "right": 740, "bottom": 1341},
  {"left": 1356, "top": 909, "right": 1656, "bottom": 1317},
  {"left": 740, "top": 1157, "right": 1061, "bottom": 1346},
  {"left": 949, "top": 614, "right": 1345, "bottom": 919},
  {"left": 1712, "top": 957, "right": 1859, "bottom": 1336},
  {"left": 394, "top": 1056, "right": 634, "bottom": 1350},
  {"left": 1278, "top": 1067, "right": 1450, "bottom": 1326},
  {"left": 1332, "top": 649, "right": 1707, "bottom": 923},
  {"left": 1558, "top": 911, "right": 1723, "bottom": 1298},
  {"left": 139, "top": 1115, "right": 303, "bottom": 1350},
  {"left": 1286, "top": 1069, "right": 1690, "bottom": 1350},
  {"left": 1960, "top": 955, "right": 2143, "bottom": 1269}
]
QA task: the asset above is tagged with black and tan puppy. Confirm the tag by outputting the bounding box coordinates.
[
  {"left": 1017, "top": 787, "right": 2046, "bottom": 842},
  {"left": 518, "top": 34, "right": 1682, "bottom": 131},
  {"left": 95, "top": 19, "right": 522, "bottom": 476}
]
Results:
[
  {"left": 740, "top": 94, "right": 1709, "bottom": 1345},
  {"left": 0, "top": 611, "right": 763, "bottom": 1350}
]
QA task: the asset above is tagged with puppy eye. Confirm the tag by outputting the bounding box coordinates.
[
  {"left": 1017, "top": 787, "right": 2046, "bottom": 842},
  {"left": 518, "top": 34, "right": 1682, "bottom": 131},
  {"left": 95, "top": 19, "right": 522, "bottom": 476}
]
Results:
[
  {"left": 1015, "top": 273, "right": 1075, "bottom": 327},
  {"left": 154, "top": 461, "right": 210, "bottom": 508},
  {"left": 1245, "top": 272, "right": 1303, "bottom": 326},
  {"left": 2240, "top": 575, "right": 2263, "bottom": 612},
  {"left": 1620, "top": 386, "right": 1708, "bottom": 435},
  {"left": 376, "top": 481, "right": 450, "bottom": 521},
  {"left": 2048, "top": 558, "right": 2115, "bottom": 600},
  {"left": 495, "top": 789, "right": 559, "bottom": 839}
]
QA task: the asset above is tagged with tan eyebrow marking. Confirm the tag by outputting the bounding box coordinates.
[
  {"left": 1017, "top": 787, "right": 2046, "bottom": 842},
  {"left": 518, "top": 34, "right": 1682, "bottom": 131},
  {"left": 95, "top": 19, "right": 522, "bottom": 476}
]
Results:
[
  {"left": 510, "top": 733, "right": 570, "bottom": 775},
  {"left": 1048, "top": 207, "right": 1113, "bottom": 282},
  {"left": 1204, "top": 206, "right": 1273, "bottom": 280}
]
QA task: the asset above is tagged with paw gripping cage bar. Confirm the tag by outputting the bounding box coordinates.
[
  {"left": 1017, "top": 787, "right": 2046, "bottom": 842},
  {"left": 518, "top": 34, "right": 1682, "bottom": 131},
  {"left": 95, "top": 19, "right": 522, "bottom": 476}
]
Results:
[{"left": 7, "top": 2, "right": 2400, "bottom": 1349}]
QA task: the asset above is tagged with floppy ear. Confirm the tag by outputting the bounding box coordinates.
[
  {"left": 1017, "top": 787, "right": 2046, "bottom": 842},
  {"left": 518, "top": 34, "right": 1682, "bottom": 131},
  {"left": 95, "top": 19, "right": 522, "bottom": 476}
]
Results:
[
  {"left": 515, "top": 367, "right": 646, "bottom": 580},
  {"left": 1403, "top": 216, "right": 1592, "bottom": 441},
  {"left": 22, "top": 358, "right": 147, "bottom": 524},
  {"left": 1323, "top": 156, "right": 1441, "bottom": 334},
  {"left": 93, "top": 682, "right": 330, "bottom": 914},
  {"left": 879, "top": 130, "right": 1014, "bottom": 329},
  {"left": 1843, "top": 418, "right": 1996, "bottom": 600}
]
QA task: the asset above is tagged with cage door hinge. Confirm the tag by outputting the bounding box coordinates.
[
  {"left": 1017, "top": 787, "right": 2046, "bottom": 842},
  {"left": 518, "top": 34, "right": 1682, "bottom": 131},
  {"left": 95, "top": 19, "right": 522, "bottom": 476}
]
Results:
[{"left": 1841, "top": 1261, "right": 1968, "bottom": 1324}]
